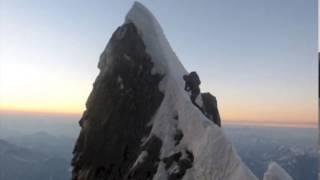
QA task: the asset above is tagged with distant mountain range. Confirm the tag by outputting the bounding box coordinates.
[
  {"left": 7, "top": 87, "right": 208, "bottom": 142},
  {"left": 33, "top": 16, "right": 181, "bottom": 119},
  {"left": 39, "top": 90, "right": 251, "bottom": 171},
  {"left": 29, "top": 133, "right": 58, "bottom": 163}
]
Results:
[
  {"left": 225, "top": 126, "right": 317, "bottom": 180},
  {"left": 0, "top": 133, "right": 73, "bottom": 180},
  {"left": 0, "top": 125, "right": 316, "bottom": 180}
]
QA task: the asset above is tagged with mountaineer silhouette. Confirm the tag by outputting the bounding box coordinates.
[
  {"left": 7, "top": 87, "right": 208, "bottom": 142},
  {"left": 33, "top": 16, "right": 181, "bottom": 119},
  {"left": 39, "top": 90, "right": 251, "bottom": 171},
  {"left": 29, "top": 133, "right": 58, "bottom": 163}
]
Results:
[{"left": 183, "top": 71, "right": 201, "bottom": 109}]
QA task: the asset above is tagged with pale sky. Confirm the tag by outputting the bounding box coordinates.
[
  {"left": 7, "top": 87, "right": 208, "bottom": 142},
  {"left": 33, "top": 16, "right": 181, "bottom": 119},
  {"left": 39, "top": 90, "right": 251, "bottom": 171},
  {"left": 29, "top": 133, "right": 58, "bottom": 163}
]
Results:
[{"left": 0, "top": 0, "right": 317, "bottom": 126}]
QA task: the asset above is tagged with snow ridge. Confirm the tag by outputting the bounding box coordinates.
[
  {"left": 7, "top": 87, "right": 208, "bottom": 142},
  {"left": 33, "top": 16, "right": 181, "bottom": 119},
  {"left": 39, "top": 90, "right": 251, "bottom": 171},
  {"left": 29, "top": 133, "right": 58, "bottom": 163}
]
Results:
[{"left": 125, "top": 2, "right": 260, "bottom": 180}]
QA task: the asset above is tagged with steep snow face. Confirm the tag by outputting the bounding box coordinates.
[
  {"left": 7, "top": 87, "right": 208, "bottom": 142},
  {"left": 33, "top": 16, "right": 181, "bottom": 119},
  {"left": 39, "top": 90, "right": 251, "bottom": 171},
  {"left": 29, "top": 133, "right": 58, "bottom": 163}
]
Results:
[
  {"left": 263, "top": 162, "right": 293, "bottom": 180},
  {"left": 125, "top": 2, "right": 258, "bottom": 180},
  {"left": 125, "top": 2, "right": 187, "bottom": 84}
]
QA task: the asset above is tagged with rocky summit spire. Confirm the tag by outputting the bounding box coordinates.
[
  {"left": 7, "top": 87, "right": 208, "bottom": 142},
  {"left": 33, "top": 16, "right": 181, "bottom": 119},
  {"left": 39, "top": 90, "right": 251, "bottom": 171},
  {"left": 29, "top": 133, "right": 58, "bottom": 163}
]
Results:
[
  {"left": 72, "top": 21, "right": 164, "bottom": 180},
  {"left": 71, "top": 2, "right": 292, "bottom": 180}
]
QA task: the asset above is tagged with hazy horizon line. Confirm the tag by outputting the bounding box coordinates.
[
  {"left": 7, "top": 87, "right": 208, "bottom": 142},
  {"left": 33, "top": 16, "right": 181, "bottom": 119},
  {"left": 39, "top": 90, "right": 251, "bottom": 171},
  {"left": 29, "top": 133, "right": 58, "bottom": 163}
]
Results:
[
  {"left": 224, "top": 120, "right": 318, "bottom": 128},
  {"left": 0, "top": 109, "right": 317, "bottom": 128},
  {"left": 0, "top": 108, "right": 82, "bottom": 117}
]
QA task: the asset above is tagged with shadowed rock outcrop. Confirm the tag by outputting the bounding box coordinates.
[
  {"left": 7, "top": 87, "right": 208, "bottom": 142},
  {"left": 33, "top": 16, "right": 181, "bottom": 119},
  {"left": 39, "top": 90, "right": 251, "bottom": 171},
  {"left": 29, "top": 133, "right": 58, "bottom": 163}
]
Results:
[
  {"left": 71, "top": 22, "right": 164, "bottom": 180},
  {"left": 201, "top": 92, "right": 221, "bottom": 127},
  {"left": 162, "top": 149, "right": 194, "bottom": 180}
]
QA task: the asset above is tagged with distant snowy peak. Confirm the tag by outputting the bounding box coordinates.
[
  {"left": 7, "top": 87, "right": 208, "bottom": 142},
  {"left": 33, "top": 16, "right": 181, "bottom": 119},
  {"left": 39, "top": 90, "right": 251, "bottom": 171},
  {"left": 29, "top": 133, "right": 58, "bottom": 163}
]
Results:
[{"left": 263, "top": 162, "right": 293, "bottom": 180}]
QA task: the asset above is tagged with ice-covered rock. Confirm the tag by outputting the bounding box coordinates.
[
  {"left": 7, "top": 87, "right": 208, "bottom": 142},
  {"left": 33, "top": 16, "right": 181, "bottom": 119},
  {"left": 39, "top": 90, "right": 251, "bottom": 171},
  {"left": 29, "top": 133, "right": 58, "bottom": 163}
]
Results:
[{"left": 71, "top": 2, "right": 292, "bottom": 180}]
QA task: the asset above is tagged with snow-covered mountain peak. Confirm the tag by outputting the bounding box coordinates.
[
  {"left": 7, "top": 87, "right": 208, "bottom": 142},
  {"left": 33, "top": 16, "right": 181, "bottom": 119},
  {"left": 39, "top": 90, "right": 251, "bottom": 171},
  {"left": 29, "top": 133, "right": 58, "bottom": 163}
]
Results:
[
  {"left": 125, "top": 2, "right": 187, "bottom": 81},
  {"left": 71, "top": 2, "right": 293, "bottom": 180}
]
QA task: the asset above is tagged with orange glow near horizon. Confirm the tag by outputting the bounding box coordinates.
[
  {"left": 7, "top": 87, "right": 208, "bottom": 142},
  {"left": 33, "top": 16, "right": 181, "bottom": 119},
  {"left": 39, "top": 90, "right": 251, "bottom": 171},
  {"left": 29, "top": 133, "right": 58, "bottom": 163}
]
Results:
[
  {"left": 0, "top": 62, "right": 92, "bottom": 116},
  {"left": 0, "top": 97, "right": 317, "bottom": 128},
  {"left": 0, "top": 103, "right": 82, "bottom": 116},
  {"left": 0, "top": 63, "right": 317, "bottom": 127},
  {"left": 0, "top": 81, "right": 90, "bottom": 115},
  {"left": 0, "top": 63, "right": 316, "bottom": 127},
  {"left": 220, "top": 102, "right": 317, "bottom": 124}
]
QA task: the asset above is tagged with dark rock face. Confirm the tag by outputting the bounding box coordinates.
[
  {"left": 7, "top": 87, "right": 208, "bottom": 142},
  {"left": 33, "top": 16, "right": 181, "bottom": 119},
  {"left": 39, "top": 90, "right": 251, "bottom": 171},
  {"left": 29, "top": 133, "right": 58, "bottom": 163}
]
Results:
[
  {"left": 173, "top": 129, "right": 183, "bottom": 146},
  {"left": 201, "top": 92, "right": 221, "bottom": 127},
  {"left": 162, "top": 150, "right": 194, "bottom": 180},
  {"left": 126, "top": 135, "right": 162, "bottom": 180},
  {"left": 71, "top": 23, "right": 164, "bottom": 180},
  {"left": 159, "top": 114, "right": 193, "bottom": 180}
]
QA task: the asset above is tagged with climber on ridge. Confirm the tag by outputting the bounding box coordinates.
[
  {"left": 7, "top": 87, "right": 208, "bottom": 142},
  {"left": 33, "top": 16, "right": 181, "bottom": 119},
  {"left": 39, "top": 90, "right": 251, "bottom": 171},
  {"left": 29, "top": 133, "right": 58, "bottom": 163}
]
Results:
[{"left": 183, "top": 71, "right": 201, "bottom": 110}]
